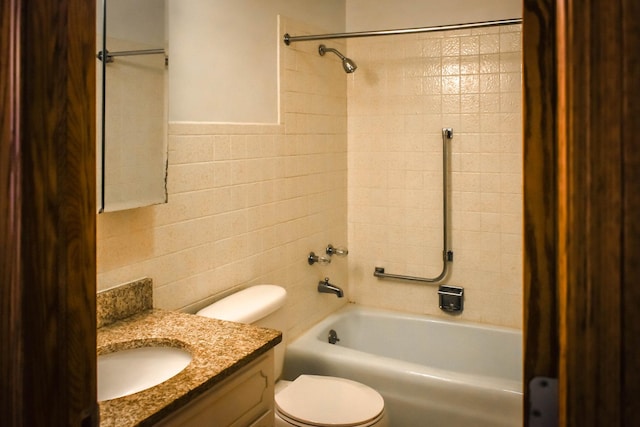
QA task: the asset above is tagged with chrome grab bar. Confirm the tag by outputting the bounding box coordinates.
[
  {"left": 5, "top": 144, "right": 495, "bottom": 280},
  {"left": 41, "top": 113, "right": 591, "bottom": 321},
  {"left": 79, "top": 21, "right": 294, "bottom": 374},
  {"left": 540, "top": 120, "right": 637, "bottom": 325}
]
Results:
[{"left": 373, "top": 128, "right": 454, "bottom": 284}]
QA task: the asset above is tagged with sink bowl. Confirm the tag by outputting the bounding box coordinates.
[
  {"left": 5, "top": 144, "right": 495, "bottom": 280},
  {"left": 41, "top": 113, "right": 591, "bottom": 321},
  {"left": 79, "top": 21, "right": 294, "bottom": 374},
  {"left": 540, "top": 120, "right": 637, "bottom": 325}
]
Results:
[{"left": 98, "top": 346, "right": 192, "bottom": 401}]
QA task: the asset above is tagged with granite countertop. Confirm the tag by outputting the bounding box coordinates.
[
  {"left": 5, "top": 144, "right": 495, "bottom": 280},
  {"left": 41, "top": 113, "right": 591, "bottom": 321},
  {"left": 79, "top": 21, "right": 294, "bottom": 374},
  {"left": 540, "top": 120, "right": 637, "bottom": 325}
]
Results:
[{"left": 98, "top": 308, "right": 282, "bottom": 427}]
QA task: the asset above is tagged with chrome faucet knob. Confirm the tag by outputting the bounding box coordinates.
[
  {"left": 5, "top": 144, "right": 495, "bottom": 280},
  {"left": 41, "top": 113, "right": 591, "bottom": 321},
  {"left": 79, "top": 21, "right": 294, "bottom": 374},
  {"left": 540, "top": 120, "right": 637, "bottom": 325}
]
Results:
[
  {"left": 308, "top": 251, "right": 331, "bottom": 265},
  {"left": 326, "top": 244, "right": 349, "bottom": 257}
]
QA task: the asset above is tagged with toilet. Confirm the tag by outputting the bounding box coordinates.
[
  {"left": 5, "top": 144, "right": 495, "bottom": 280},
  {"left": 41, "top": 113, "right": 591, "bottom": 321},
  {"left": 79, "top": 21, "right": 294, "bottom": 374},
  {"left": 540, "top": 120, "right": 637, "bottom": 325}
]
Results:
[{"left": 196, "top": 285, "right": 388, "bottom": 427}]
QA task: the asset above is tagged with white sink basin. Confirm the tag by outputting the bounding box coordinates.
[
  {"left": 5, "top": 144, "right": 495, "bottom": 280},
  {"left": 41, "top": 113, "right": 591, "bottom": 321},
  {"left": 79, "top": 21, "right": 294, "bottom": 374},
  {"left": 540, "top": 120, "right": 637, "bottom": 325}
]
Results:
[{"left": 98, "top": 346, "right": 192, "bottom": 401}]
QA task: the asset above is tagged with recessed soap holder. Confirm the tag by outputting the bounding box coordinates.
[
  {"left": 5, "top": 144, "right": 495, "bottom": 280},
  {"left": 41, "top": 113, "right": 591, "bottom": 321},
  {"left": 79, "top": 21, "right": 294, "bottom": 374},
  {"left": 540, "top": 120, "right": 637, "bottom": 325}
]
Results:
[{"left": 438, "top": 285, "right": 464, "bottom": 313}]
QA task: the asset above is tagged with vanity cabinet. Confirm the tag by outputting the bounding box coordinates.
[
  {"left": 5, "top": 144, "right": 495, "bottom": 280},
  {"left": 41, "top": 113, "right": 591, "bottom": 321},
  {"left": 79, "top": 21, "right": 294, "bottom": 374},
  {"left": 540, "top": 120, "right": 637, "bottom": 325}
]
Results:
[{"left": 155, "top": 351, "right": 275, "bottom": 427}]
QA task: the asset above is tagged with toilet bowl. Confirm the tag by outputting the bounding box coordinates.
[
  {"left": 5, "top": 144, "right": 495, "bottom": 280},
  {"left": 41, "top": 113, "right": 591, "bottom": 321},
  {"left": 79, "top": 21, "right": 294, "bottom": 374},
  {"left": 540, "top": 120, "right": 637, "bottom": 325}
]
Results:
[{"left": 196, "top": 285, "right": 388, "bottom": 427}]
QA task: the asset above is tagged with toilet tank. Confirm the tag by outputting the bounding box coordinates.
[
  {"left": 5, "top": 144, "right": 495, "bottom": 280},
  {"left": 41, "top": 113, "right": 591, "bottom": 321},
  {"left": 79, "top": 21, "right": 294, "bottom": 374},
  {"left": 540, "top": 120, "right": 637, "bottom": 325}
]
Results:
[{"left": 196, "top": 285, "right": 287, "bottom": 378}]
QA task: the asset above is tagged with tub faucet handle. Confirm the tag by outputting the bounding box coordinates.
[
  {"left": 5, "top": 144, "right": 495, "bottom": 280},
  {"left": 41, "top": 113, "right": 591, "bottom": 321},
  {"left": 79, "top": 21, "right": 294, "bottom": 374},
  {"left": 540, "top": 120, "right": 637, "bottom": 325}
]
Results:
[
  {"left": 326, "top": 244, "right": 348, "bottom": 257},
  {"left": 308, "top": 251, "right": 331, "bottom": 265}
]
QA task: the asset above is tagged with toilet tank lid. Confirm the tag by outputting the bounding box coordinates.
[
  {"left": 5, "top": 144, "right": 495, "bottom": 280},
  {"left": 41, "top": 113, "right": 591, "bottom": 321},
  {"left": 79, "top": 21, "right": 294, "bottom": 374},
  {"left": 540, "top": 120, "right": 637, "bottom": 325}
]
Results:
[{"left": 196, "top": 285, "right": 286, "bottom": 324}]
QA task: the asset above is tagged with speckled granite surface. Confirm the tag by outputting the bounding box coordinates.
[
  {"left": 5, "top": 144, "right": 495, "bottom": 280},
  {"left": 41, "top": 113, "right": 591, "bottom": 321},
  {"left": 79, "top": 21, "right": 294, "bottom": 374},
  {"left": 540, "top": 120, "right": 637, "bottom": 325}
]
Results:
[
  {"left": 98, "top": 309, "right": 281, "bottom": 427},
  {"left": 97, "top": 278, "right": 153, "bottom": 328}
]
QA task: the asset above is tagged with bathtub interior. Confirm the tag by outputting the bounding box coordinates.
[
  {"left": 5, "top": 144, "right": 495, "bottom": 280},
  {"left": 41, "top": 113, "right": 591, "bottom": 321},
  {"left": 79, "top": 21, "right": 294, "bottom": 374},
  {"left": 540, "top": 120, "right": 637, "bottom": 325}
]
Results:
[
  {"left": 317, "top": 308, "right": 522, "bottom": 383},
  {"left": 282, "top": 305, "right": 523, "bottom": 427}
]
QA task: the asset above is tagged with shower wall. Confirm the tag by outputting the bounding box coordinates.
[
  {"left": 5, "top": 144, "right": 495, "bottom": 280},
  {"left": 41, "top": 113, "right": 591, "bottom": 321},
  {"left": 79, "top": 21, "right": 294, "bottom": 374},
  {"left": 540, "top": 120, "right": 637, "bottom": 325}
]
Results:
[{"left": 347, "top": 25, "right": 523, "bottom": 328}]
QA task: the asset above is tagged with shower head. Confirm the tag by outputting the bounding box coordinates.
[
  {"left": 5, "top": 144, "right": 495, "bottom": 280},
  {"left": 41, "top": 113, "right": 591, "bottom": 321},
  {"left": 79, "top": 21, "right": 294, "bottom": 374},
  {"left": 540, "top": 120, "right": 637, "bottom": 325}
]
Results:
[{"left": 318, "top": 44, "right": 357, "bottom": 73}]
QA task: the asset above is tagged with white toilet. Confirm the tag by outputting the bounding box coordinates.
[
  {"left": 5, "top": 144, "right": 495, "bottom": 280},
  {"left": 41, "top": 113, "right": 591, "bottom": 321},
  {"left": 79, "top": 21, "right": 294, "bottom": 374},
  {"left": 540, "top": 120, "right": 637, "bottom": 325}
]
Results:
[{"left": 196, "top": 285, "right": 388, "bottom": 427}]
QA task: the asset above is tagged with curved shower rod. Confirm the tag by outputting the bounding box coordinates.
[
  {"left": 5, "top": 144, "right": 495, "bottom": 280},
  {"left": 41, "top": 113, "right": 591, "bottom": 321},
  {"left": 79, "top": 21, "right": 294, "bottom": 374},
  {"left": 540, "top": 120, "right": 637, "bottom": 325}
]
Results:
[
  {"left": 374, "top": 128, "right": 454, "bottom": 285},
  {"left": 284, "top": 18, "right": 522, "bottom": 45}
]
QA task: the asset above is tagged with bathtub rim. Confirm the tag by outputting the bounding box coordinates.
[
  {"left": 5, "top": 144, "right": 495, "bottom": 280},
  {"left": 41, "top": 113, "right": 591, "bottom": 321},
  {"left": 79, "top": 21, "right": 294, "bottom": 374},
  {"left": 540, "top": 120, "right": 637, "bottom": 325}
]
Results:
[{"left": 285, "top": 303, "right": 523, "bottom": 395}]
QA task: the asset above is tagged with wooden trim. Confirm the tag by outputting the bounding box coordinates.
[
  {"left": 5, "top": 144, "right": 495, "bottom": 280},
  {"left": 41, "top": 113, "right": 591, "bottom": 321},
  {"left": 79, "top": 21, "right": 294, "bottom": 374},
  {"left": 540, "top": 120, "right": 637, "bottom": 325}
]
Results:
[
  {"left": 0, "top": 0, "right": 24, "bottom": 422},
  {"left": 522, "top": 0, "right": 559, "bottom": 423},
  {"left": 0, "top": 0, "right": 97, "bottom": 425},
  {"left": 555, "top": 0, "right": 640, "bottom": 425},
  {"left": 525, "top": 0, "right": 640, "bottom": 424},
  {"left": 557, "top": 0, "right": 630, "bottom": 425},
  {"left": 622, "top": 0, "right": 640, "bottom": 421},
  {"left": 523, "top": 0, "right": 640, "bottom": 426}
]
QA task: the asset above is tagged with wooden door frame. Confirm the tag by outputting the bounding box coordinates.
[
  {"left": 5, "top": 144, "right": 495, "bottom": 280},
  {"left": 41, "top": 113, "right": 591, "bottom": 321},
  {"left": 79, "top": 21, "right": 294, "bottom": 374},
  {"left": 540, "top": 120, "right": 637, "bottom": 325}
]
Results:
[
  {"left": 524, "top": 0, "right": 640, "bottom": 425},
  {"left": 557, "top": 0, "right": 640, "bottom": 424},
  {"left": 522, "top": 0, "right": 559, "bottom": 402},
  {"left": 2, "top": 0, "right": 638, "bottom": 425},
  {"left": 0, "top": 0, "right": 97, "bottom": 425}
]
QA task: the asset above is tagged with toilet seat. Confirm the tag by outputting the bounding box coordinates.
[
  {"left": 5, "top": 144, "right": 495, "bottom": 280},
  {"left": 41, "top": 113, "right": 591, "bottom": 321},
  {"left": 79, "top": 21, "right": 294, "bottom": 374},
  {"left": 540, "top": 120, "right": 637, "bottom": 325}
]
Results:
[{"left": 275, "top": 375, "right": 385, "bottom": 427}]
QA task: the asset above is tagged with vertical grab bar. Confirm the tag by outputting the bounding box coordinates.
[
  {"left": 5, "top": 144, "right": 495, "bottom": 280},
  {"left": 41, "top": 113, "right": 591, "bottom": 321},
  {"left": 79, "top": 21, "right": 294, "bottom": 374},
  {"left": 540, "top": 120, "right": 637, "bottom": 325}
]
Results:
[{"left": 373, "top": 128, "right": 454, "bottom": 284}]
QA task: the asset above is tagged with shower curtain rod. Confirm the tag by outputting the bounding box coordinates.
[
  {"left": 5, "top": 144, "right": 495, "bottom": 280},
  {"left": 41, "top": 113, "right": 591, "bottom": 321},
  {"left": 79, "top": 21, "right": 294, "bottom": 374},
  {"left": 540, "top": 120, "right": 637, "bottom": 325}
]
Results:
[{"left": 283, "top": 18, "right": 521, "bottom": 45}]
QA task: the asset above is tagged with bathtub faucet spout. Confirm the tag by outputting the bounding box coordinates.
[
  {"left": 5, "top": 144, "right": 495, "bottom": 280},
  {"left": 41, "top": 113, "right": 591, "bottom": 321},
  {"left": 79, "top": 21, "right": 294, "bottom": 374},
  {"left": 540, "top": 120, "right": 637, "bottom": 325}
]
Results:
[{"left": 318, "top": 277, "right": 344, "bottom": 298}]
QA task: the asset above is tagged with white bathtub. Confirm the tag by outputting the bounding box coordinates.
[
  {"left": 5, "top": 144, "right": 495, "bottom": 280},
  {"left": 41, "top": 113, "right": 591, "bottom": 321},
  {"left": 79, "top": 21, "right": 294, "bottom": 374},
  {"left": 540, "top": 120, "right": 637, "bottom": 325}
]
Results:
[{"left": 282, "top": 305, "right": 522, "bottom": 427}]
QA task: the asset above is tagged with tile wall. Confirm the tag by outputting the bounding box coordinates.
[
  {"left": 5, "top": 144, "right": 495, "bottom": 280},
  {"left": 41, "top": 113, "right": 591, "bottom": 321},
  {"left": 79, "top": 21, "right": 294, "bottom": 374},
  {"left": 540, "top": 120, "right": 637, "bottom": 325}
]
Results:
[
  {"left": 97, "top": 19, "right": 523, "bottom": 336},
  {"left": 347, "top": 25, "right": 523, "bottom": 327},
  {"left": 97, "top": 17, "right": 349, "bottom": 340}
]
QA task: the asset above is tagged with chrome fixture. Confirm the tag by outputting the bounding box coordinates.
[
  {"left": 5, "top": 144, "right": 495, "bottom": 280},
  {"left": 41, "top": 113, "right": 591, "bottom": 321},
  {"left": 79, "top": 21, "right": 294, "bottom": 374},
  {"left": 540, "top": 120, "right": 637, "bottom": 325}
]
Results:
[
  {"left": 438, "top": 285, "right": 464, "bottom": 313},
  {"left": 326, "top": 244, "right": 348, "bottom": 257},
  {"left": 374, "top": 128, "right": 454, "bottom": 284},
  {"left": 318, "top": 45, "right": 357, "bottom": 73},
  {"left": 318, "top": 277, "right": 344, "bottom": 298},
  {"left": 328, "top": 329, "right": 340, "bottom": 344},
  {"left": 97, "top": 48, "right": 166, "bottom": 64},
  {"left": 284, "top": 18, "right": 522, "bottom": 45},
  {"left": 308, "top": 251, "right": 331, "bottom": 265}
]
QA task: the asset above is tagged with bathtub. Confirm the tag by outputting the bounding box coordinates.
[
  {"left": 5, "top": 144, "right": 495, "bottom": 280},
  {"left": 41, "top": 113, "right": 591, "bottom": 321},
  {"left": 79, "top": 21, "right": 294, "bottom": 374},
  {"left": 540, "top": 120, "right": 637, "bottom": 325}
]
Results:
[{"left": 282, "top": 305, "right": 522, "bottom": 427}]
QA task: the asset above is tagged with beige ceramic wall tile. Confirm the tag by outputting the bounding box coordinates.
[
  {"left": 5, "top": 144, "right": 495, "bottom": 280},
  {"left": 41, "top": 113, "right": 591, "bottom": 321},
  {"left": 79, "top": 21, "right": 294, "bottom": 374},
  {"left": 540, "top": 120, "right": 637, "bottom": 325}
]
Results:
[{"left": 347, "top": 26, "right": 522, "bottom": 329}]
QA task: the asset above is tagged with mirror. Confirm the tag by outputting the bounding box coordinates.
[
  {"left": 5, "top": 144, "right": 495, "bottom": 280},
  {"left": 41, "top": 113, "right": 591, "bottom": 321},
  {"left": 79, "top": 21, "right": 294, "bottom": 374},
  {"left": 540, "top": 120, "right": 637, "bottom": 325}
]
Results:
[{"left": 97, "top": 0, "right": 168, "bottom": 212}]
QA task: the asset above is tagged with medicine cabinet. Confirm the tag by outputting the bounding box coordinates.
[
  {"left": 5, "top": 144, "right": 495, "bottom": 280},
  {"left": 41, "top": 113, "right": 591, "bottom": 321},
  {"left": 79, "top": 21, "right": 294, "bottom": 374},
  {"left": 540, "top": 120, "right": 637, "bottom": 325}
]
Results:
[{"left": 97, "top": 0, "right": 168, "bottom": 212}]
